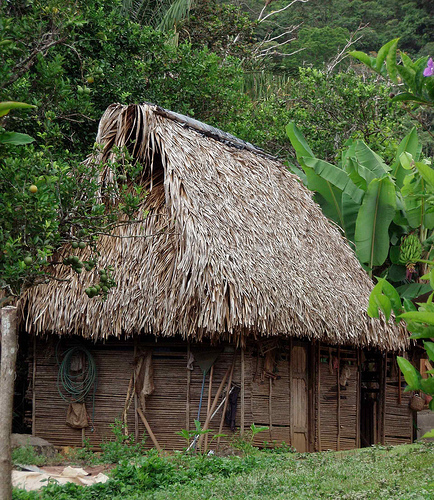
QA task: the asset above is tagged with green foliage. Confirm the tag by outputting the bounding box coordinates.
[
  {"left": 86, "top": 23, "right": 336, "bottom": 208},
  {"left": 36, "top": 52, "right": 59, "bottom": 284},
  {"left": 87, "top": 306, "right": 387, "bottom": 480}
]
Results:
[
  {"left": 350, "top": 39, "right": 434, "bottom": 107},
  {"left": 1, "top": 0, "right": 251, "bottom": 157},
  {"left": 12, "top": 444, "right": 434, "bottom": 499},
  {"left": 0, "top": 133, "right": 144, "bottom": 296},
  {"left": 258, "top": 0, "right": 433, "bottom": 72},
  {"left": 12, "top": 445, "right": 49, "bottom": 467},
  {"left": 286, "top": 123, "right": 432, "bottom": 275},
  {"left": 177, "top": 0, "right": 258, "bottom": 62},
  {"left": 238, "top": 68, "right": 408, "bottom": 162}
]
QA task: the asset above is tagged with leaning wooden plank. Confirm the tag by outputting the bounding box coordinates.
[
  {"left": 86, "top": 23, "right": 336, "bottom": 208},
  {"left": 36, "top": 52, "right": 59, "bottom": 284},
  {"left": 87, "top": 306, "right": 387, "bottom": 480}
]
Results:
[
  {"left": 197, "top": 365, "right": 232, "bottom": 451},
  {"left": 137, "top": 408, "right": 162, "bottom": 451}
]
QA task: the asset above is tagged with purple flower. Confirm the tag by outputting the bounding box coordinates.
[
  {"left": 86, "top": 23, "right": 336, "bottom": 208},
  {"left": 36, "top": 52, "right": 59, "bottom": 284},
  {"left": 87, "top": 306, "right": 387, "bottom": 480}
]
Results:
[{"left": 424, "top": 58, "right": 434, "bottom": 77}]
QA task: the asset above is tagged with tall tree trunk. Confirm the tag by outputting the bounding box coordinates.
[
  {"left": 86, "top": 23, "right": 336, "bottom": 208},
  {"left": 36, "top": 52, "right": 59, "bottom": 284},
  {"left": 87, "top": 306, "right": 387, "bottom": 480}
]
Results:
[{"left": 0, "top": 306, "right": 18, "bottom": 500}]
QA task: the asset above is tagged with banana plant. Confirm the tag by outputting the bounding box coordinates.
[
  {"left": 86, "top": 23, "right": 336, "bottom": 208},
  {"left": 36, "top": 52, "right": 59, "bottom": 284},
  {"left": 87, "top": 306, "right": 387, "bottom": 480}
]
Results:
[{"left": 287, "top": 123, "right": 434, "bottom": 283}]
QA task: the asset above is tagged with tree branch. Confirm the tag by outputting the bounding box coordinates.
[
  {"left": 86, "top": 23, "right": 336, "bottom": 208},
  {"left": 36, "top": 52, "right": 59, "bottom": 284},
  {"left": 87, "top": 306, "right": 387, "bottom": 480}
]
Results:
[{"left": 258, "top": 0, "right": 309, "bottom": 23}]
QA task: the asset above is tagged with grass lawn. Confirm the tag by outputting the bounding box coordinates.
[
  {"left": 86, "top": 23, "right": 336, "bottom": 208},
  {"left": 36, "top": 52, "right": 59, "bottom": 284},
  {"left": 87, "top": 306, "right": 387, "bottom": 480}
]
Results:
[{"left": 13, "top": 443, "right": 434, "bottom": 500}]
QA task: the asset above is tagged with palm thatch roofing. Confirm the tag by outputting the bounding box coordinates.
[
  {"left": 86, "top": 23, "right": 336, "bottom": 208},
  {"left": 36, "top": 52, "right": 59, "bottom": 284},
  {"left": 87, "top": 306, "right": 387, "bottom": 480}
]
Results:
[{"left": 21, "top": 103, "right": 407, "bottom": 350}]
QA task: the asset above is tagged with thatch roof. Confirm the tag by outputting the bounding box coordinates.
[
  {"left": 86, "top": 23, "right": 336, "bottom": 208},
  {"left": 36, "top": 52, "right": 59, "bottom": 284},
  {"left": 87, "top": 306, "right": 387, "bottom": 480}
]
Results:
[{"left": 21, "top": 103, "right": 407, "bottom": 350}]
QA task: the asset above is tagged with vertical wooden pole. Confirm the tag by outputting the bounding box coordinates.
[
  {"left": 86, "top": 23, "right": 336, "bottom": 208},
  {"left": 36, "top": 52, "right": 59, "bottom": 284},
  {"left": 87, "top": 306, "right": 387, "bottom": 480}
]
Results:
[
  {"left": 240, "top": 348, "right": 245, "bottom": 436},
  {"left": 382, "top": 351, "right": 387, "bottom": 444},
  {"left": 356, "top": 348, "right": 361, "bottom": 449},
  {"left": 398, "top": 353, "right": 402, "bottom": 405},
  {"left": 289, "top": 338, "right": 294, "bottom": 448},
  {"left": 268, "top": 377, "right": 273, "bottom": 442},
  {"left": 204, "top": 365, "right": 214, "bottom": 452},
  {"left": 337, "top": 346, "right": 341, "bottom": 452},
  {"left": 133, "top": 335, "right": 139, "bottom": 443},
  {"left": 186, "top": 343, "right": 191, "bottom": 437},
  {"left": 217, "top": 354, "right": 236, "bottom": 449},
  {"left": 0, "top": 306, "right": 18, "bottom": 500},
  {"left": 317, "top": 341, "right": 321, "bottom": 452},
  {"left": 32, "top": 335, "right": 37, "bottom": 436}
]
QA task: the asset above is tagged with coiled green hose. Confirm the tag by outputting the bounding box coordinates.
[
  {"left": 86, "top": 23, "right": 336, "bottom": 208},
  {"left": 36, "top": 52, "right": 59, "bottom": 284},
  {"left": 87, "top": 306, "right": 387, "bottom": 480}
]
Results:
[{"left": 56, "top": 344, "right": 98, "bottom": 428}]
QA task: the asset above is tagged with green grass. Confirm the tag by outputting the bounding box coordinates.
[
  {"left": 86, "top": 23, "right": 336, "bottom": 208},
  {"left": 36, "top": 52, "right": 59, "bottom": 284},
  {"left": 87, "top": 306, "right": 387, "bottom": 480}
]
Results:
[{"left": 12, "top": 443, "right": 434, "bottom": 500}]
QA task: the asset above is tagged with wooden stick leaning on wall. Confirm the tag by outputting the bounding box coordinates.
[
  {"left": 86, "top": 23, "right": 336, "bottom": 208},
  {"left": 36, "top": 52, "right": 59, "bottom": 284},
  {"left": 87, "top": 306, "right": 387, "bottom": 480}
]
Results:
[
  {"left": 137, "top": 408, "right": 162, "bottom": 451},
  {"left": 203, "top": 365, "right": 214, "bottom": 452},
  {"left": 197, "top": 363, "right": 232, "bottom": 452},
  {"left": 32, "top": 335, "right": 37, "bottom": 436},
  {"left": 317, "top": 342, "right": 321, "bottom": 452},
  {"left": 337, "top": 345, "right": 341, "bottom": 452},
  {"left": 216, "top": 355, "right": 236, "bottom": 449},
  {"left": 134, "top": 335, "right": 139, "bottom": 443},
  {"left": 241, "top": 348, "right": 245, "bottom": 436},
  {"left": 186, "top": 343, "right": 191, "bottom": 439}
]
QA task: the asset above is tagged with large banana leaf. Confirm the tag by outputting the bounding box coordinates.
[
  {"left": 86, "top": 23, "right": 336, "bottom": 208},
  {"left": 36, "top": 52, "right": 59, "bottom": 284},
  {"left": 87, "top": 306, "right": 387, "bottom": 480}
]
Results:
[
  {"left": 286, "top": 123, "right": 314, "bottom": 160},
  {"left": 286, "top": 123, "right": 344, "bottom": 226},
  {"left": 344, "top": 157, "right": 377, "bottom": 191},
  {"left": 344, "top": 141, "right": 390, "bottom": 178},
  {"left": 355, "top": 177, "right": 396, "bottom": 269},
  {"left": 416, "top": 161, "right": 434, "bottom": 190},
  {"left": 391, "top": 127, "right": 421, "bottom": 187},
  {"left": 303, "top": 157, "right": 364, "bottom": 204},
  {"left": 401, "top": 174, "right": 434, "bottom": 229},
  {"left": 303, "top": 170, "right": 345, "bottom": 228},
  {"left": 341, "top": 192, "right": 360, "bottom": 244}
]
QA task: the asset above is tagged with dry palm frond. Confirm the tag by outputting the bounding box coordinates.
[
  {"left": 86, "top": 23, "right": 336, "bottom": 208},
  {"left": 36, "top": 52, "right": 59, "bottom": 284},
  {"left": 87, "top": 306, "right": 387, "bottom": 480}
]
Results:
[{"left": 21, "top": 103, "right": 407, "bottom": 350}]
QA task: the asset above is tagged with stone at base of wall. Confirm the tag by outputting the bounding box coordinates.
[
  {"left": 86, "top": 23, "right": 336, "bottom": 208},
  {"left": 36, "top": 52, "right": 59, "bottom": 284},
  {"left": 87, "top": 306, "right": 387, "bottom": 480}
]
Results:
[
  {"left": 416, "top": 410, "right": 434, "bottom": 441},
  {"left": 11, "top": 434, "right": 56, "bottom": 457}
]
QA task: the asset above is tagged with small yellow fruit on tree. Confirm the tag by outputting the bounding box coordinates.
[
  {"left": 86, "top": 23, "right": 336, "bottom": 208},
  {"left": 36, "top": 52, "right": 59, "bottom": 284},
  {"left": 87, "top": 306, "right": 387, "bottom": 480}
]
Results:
[{"left": 29, "top": 185, "right": 38, "bottom": 193}]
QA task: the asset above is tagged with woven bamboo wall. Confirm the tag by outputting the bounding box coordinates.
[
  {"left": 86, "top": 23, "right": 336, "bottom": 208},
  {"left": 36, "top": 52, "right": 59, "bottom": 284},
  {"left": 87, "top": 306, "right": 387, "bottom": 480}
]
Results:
[
  {"left": 384, "top": 354, "right": 412, "bottom": 445},
  {"left": 31, "top": 337, "right": 247, "bottom": 451},
  {"left": 29, "top": 336, "right": 411, "bottom": 453},
  {"left": 318, "top": 346, "right": 359, "bottom": 451}
]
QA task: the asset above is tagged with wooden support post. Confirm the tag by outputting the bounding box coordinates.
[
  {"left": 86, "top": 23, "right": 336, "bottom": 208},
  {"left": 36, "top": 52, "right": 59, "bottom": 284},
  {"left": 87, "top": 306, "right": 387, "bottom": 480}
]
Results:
[
  {"left": 269, "top": 377, "right": 273, "bottom": 442},
  {"left": 381, "top": 351, "right": 387, "bottom": 444},
  {"left": 137, "top": 408, "right": 162, "bottom": 451},
  {"left": 398, "top": 353, "right": 402, "bottom": 405},
  {"left": 356, "top": 348, "right": 361, "bottom": 449},
  {"left": 240, "top": 348, "right": 245, "bottom": 436},
  {"left": 337, "top": 346, "right": 341, "bottom": 452},
  {"left": 204, "top": 365, "right": 214, "bottom": 452},
  {"left": 186, "top": 343, "right": 191, "bottom": 437},
  {"left": 133, "top": 335, "right": 139, "bottom": 443},
  {"left": 0, "top": 306, "right": 18, "bottom": 500},
  {"left": 32, "top": 335, "right": 36, "bottom": 436},
  {"left": 317, "top": 341, "right": 321, "bottom": 452},
  {"left": 289, "top": 338, "right": 294, "bottom": 448}
]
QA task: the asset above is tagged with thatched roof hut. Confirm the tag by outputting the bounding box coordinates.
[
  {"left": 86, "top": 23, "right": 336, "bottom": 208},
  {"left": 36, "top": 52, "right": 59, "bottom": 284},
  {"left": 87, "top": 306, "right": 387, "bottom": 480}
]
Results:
[{"left": 21, "top": 103, "right": 406, "bottom": 350}]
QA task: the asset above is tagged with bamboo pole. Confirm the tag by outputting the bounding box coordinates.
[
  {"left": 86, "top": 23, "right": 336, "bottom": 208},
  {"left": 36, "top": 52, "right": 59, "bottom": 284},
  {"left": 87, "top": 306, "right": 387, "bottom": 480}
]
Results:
[
  {"left": 289, "top": 338, "right": 294, "bottom": 448},
  {"left": 398, "top": 353, "right": 402, "bottom": 405},
  {"left": 356, "top": 348, "right": 361, "bottom": 449},
  {"left": 204, "top": 365, "right": 214, "bottom": 452},
  {"left": 337, "top": 346, "right": 341, "bottom": 452},
  {"left": 186, "top": 343, "right": 191, "bottom": 436},
  {"left": 198, "top": 364, "right": 232, "bottom": 451},
  {"left": 133, "top": 335, "right": 139, "bottom": 443},
  {"left": 269, "top": 377, "right": 273, "bottom": 443},
  {"left": 317, "top": 342, "right": 321, "bottom": 452},
  {"left": 382, "top": 351, "right": 387, "bottom": 444},
  {"left": 32, "top": 335, "right": 36, "bottom": 436},
  {"left": 217, "top": 355, "right": 236, "bottom": 448},
  {"left": 137, "top": 408, "right": 162, "bottom": 451},
  {"left": 240, "top": 348, "right": 245, "bottom": 436}
]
